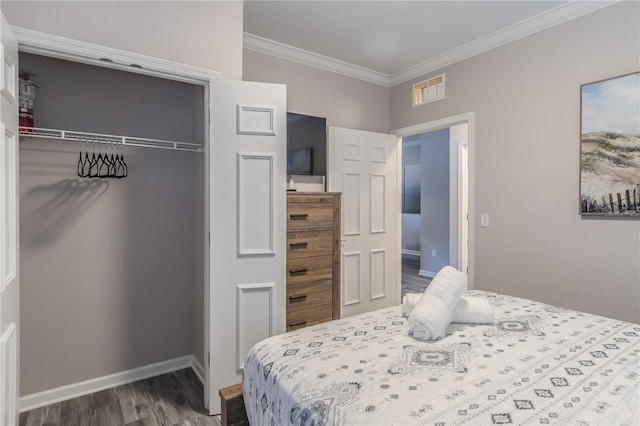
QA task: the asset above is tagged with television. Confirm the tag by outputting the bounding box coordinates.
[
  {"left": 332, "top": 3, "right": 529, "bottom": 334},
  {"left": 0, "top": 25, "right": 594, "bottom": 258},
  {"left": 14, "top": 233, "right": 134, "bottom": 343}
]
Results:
[
  {"left": 287, "top": 147, "right": 313, "bottom": 175},
  {"left": 287, "top": 112, "right": 326, "bottom": 176}
]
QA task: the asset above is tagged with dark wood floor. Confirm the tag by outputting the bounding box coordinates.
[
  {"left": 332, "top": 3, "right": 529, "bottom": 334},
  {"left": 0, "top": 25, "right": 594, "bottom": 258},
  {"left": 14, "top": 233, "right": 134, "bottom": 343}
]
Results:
[
  {"left": 401, "top": 253, "right": 431, "bottom": 297},
  {"left": 19, "top": 368, "right": 220, "bottom": 426}
]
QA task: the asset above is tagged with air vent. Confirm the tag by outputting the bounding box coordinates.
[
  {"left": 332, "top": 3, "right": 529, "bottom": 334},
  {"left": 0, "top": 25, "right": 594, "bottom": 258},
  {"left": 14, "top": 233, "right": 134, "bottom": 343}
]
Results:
[{"left": 413, "top": 73, "right": 445, "bottom": 106}]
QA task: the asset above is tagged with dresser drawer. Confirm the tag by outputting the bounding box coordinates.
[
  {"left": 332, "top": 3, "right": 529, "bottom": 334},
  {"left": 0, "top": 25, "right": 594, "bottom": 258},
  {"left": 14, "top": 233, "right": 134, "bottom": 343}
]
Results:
[
  {"left": 287, "top": 230, "right": 333, "bottom": 259},
  {"left": 287, "top": 203, "right": 333, "bottom": 230},
  {"left": 287, "top": 255, "right": 333, "bottom": 285},
  {"left": 286, "top": 279, "right": 332, "bottom": 312},
  {"left": 286, "top": 304, "right": 333, "bottom": 331}
]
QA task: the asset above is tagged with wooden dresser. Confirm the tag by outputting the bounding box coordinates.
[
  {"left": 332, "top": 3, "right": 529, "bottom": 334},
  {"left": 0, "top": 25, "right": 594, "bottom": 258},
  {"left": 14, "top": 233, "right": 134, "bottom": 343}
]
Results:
[{"left": 286, "top": 192, "right": 341, "bottom": 331}]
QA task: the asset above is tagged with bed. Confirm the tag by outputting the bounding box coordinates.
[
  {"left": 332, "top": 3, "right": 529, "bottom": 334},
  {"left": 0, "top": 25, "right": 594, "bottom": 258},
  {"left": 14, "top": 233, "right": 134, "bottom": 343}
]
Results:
[{"left": 243, "top": 290, "right": 639, "bottom": 425}]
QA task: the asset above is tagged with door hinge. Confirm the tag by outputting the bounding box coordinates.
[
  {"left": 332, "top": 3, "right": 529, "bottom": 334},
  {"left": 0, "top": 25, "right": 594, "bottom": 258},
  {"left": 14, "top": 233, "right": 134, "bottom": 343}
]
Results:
[
  {"left": 208, "top": 351, "right": 210, "bottom": 366},
  {"left": 208, "top": 232, "right": 210, "bottom": 246}
]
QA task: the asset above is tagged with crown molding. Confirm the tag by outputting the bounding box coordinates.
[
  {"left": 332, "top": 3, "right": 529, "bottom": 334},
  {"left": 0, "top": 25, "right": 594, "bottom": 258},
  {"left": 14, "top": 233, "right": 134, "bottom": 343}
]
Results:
[
  {"left": 244, "top": 1, "right": 617, "bottom": 88},
  {"left": 243, "top": 32, "right": 390, "bottom": 87},
  {"left": 390, "top": 0, "right": 618, "bottom": 85},
  {"left": 13, "top": 27, "right": 221, "bottom": 85}
]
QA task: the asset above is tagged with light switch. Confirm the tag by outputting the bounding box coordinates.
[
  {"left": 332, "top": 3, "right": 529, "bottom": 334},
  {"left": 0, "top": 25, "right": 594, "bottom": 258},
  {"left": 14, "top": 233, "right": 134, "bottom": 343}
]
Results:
[{"left": 480, "top": 213, "right": 490, "bottom": 227}]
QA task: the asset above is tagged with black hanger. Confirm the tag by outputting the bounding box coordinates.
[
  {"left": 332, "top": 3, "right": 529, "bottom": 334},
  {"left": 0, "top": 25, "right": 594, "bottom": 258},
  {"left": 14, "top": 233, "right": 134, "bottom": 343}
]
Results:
[
  {"left": 79, "top": 139, "right": 90, "bottom": 177},
  {"left": 108, "top": 142, "right": 117, "bottom": 178},
  {"left": 88, "top": 140, "right": 99, "bottom": 178},
  {"left": 113, "top": 141, "right": 127, "bottom": 179},
  {"left": 77, "top": 139, "right": 84, "bottom": 178},
  {"left": 98, "top": 140, "right": 110, "bottom": 178}
]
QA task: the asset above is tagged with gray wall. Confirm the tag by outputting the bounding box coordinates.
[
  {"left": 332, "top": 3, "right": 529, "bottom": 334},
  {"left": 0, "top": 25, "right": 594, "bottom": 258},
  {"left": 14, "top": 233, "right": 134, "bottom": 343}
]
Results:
[
  {"left": 20, "top": 53, "right": 204, "bottom": 142},
  {"left": 244, "top": 49, "right": 390, "bottom": 133},
  {"left": 419, "top": 129, "right": 451, "bottom": 274},
  {"left": 19, "top": 145, "right": 198, "bottom": 395},
  {"left": 17, "top": 56, "right": 202, "bottom": 395},
  {"left": 391, "top": 2, "right": 640, "bottom": 323},
  {"left": 402, "top": 142, "right": 420, "bottom": 252}
]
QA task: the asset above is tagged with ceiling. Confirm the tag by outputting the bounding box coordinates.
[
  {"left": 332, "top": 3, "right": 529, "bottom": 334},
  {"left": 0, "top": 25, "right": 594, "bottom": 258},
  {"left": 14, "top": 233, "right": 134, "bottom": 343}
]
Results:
[{"left": 243, "top": 1, "right": 613, "bottom": 86}]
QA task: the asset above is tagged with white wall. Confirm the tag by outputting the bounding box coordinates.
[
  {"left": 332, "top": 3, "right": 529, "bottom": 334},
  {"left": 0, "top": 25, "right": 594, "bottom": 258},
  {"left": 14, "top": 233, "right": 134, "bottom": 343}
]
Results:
[
  {"left": 391, "top": 2, "right": 640, "bottom": 323},
  {"left": 1, "top": 1, "right": 243, "bottom": 79},
  {"left": 244, "top": 49, "right": 390, "bottom": 133}
]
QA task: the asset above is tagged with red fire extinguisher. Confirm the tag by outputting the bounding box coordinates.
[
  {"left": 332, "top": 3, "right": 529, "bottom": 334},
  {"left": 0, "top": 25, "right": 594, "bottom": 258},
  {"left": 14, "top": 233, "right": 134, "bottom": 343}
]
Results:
[{"left": 19, "top": 72, "right": 38, "bottom": 128}]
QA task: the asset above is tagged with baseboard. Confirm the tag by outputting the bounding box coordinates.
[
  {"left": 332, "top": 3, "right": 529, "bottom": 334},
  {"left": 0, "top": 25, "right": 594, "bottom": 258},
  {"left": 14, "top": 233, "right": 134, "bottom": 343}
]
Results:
[
  {"left": 419, "top": 269, "right": 436, "bottom": 278},
  {"left": 19, "top": 355, "right": 194, "bottom": 413},
  {"left": 190, "top": 354, "right": 205, "bottom": 385},
  {"left": 401, "top": 249, "right": 421, "bottom": 257}
]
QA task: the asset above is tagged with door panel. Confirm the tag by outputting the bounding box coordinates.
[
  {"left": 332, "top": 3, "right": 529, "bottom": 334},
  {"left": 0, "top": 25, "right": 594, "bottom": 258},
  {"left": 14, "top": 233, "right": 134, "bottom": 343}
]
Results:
[
  {"left": 0, "top": 11, "right": 19, "bottom": 426},
  {"left": 327, "top": 127, "right": 398, "bottom": 318},
  {"left": 207, "top": 80, "right": 286, "bottom": 414}
]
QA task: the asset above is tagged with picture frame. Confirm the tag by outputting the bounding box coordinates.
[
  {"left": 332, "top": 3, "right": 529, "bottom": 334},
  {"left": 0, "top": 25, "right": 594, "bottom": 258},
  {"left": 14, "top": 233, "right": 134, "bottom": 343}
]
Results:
[{"left": 580, "top": 71, "right": 640, "bottom": 217}]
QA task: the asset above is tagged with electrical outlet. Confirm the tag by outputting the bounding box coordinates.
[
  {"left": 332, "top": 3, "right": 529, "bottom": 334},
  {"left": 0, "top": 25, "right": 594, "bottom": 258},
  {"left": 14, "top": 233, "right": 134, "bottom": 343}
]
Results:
[
  {"left": 432, "top": 249, "right": 437, "bottom": 257},
  {"left": 481, "top": 213, "right": 490, "bottom": 227}
]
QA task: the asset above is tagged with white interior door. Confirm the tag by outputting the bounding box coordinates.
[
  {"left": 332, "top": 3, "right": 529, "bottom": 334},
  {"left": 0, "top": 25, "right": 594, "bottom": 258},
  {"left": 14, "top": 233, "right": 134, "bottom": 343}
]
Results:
[
  {"left": 206, "top": 80, "right": 286, "bottom": 414},
  {"left": 0, "top": 11, "right": 19, "bottom": 426},
  {"left": 327, "top": 127, "right": 398, "bottom": 318}
]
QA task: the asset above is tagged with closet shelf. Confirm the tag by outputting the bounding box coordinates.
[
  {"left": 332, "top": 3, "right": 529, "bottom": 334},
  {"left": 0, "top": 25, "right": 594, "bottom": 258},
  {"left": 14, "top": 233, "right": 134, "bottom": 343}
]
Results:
[{"left": 18, "top": 127, "right": 204, "bottom": 153}]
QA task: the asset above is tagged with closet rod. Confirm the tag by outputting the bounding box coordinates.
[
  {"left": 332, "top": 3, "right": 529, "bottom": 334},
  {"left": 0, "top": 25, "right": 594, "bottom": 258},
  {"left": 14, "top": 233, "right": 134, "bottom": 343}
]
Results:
[{"left": 18, "top": 126, "right": 204, "bottom": 153}]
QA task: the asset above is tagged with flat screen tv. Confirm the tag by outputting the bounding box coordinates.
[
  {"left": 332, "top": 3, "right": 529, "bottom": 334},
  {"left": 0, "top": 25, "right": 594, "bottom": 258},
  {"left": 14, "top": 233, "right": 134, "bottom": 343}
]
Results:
[
  {"left": 287, "top": 147, "right": 313, "bottom": 175},
  {"left": 287, "top": 112, "right": 326, "bottom": 176}
]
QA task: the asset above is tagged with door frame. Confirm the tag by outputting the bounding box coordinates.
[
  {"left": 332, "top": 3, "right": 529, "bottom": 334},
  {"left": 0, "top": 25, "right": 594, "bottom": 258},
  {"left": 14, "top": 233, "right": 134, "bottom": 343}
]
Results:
[
  {"left": 390, "top": 112, "right": 475, "bottom": 297},
  {"left": 11, "top": 27, "right": 219, "bottom": 408}
]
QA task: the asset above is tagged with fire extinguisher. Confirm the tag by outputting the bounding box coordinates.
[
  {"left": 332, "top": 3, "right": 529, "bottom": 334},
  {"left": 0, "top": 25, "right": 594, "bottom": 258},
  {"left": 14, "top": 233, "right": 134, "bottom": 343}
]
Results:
[{"left": 19, "top": 72, "right": 38, "bottom": 128}]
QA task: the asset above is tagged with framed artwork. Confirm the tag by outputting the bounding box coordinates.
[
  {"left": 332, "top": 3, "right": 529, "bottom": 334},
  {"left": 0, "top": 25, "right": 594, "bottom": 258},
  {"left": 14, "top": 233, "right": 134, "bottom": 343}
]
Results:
[{"left": 580, "top": 71, "right": 640, "bottom": 217}]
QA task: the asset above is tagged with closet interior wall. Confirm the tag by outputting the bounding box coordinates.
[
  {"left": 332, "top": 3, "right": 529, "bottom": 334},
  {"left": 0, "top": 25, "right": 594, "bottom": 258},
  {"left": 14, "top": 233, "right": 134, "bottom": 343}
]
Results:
[{"left": 18, "top": 53, "right": 205, "bottom": 396}]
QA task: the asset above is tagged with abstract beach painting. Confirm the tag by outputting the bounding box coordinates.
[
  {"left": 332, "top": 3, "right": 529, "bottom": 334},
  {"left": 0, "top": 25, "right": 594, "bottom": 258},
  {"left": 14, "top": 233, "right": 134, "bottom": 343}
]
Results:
[{"left": 580, "top": 72, "right": 640, "bottom": 217}]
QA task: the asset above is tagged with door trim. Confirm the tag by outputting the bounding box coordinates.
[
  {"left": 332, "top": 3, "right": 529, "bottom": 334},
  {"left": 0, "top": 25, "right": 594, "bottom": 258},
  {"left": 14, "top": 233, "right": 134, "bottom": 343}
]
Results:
[
  {"left": 11, "top": 27, "right": 220, "bottom": 408},
  {"left": 390, "top": 112, "right": 475, "bottom": 294}
]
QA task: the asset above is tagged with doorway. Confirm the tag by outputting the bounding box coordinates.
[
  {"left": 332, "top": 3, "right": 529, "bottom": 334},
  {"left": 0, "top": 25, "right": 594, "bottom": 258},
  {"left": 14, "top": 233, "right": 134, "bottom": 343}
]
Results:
[{"left": 392, "top": 112, "right": 474, "bottom": 300}]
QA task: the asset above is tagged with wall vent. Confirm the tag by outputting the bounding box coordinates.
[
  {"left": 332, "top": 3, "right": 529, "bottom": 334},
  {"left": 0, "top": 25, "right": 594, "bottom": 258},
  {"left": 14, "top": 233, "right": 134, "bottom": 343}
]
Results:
[{"left": 413, "top": 74, "right": 445, "bottom": 106}]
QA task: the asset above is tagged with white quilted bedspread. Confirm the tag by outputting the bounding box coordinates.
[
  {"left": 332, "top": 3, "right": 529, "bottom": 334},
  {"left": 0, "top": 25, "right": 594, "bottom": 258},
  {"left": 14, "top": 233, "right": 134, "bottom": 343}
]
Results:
[{"left": 243, "top": 291, "right": 640, "bottom": 425}]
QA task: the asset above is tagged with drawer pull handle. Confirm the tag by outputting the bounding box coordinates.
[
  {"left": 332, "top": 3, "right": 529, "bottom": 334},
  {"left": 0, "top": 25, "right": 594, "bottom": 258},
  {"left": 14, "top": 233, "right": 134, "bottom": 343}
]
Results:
[
  {"left": 289, "top": 294, "right": 308, "bottom": 302},
  {"left": 289, "top": 242, "right": 308, "bottom": 249},
  {"left": 289, "top": 268, "right": 308, "bottom": 275},
  {"left": 289, "top": 320, "right": 307, "bottom": 327},
  {"left": 290, "top": 214, "right": 308, "bottom": 220}
]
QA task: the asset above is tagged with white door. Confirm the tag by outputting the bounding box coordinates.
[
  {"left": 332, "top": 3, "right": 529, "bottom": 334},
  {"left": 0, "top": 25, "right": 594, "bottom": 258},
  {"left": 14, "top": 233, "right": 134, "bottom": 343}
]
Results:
[
  {"left": 0, "top": 11, "right": 19, "bottom": 426},
  {"left": 206, "top": 80, "right": 286, "bottom": 414},
  {"left": 327, "top": 127, "right": 398, "bottom": 318}
]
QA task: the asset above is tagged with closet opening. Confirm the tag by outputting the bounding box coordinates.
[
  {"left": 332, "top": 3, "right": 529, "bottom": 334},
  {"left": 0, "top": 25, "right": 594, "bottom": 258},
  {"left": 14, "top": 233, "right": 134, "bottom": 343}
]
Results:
[{"left": 16, "top": 48, "right": 211, "bottom": 411}]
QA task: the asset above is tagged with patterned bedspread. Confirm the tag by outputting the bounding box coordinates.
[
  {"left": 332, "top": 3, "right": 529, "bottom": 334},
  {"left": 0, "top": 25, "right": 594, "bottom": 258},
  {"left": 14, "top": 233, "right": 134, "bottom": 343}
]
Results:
[{"left": 243, "top": 291, "right": 640, "bottom": 425}]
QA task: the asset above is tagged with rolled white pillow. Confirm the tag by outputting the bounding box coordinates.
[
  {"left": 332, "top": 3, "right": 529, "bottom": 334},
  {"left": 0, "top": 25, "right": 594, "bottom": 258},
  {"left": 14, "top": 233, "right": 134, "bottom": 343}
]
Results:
[
  {"left": 452, "top": 297, "right": 494, "bottom": 324},
  {"left": 403, "top": 293, "right": 494, "bottom": 324},
  {"left": 401, "top": 293, "right": 421, "bottom": 317},
  {"left": 408, "top": 266, "right": 467, "bottom": 341}
]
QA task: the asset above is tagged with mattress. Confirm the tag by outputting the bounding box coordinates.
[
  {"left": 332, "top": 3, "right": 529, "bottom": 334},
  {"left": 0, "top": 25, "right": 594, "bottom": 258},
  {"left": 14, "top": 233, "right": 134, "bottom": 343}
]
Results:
[{"left": 243, "top": 291, "right": 640, "bottom": 425}]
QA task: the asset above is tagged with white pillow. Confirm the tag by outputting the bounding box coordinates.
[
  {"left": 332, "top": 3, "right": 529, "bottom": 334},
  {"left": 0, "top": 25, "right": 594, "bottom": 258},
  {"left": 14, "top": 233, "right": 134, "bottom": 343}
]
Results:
[{"left": 407, "top": 266, "right": 467, "bottom": 340}]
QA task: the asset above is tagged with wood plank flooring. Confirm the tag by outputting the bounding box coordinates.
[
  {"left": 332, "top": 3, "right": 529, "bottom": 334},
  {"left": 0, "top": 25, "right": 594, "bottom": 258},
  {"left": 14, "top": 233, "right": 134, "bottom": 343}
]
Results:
[
  {"left": 19, "top": 368, "right": 220, "bottom": 426},
  {"left": 401, "top": 253, "right": 431, "bottom": 297}
]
